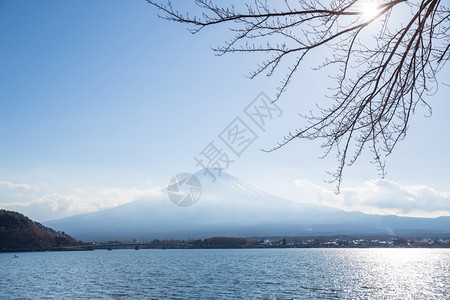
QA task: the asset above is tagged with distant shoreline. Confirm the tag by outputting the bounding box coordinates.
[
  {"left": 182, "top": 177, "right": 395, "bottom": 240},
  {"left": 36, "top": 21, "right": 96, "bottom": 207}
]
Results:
[
  {"left": 1, "top": 246, "right": 94, "bottom": 253},
  {"left": 3, "top": 235, "right": 450, "bottom": 252},
  {"left": 3, "top": 246, "right": 450, "bottom": 254}
]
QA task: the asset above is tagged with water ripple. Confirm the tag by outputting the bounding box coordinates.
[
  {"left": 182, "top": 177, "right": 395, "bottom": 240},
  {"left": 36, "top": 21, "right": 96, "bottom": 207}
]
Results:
[{"left": 0, "top": 248, "right": 449, "bottom": 299}]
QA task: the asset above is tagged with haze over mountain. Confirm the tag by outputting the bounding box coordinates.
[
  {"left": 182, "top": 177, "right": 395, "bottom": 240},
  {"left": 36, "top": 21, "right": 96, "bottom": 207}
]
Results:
[{"left": 45, "top": 169, "right": 450, "bottom": 241}]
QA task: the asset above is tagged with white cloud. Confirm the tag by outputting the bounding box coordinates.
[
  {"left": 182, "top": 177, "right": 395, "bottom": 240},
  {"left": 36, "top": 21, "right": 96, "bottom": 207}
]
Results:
[
  {"left": 0, "top": 179, "right": 40, "bottom": 191},
  {"left": 293, "top": 179, "right": 450, "bottom": 217},
  {"left": 1, "top": 185, "right": 163, "bottom": 222}
]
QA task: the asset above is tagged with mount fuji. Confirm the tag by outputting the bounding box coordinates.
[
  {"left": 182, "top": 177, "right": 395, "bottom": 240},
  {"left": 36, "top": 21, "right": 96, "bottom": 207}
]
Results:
[{"left": 44, "top": 169, "right": 450, "bottom": 241}]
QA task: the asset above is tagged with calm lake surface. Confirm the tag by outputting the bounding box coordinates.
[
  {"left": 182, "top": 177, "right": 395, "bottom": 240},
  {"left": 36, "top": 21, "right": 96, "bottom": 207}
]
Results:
[{"left": 1, "top": 248, "right": 449, "bottom": 299}]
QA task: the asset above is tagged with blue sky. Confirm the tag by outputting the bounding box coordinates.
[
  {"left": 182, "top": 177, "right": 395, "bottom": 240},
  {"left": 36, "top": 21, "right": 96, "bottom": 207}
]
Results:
[{"left": 1, "top": 0, "right": 449, "bottom": 221}]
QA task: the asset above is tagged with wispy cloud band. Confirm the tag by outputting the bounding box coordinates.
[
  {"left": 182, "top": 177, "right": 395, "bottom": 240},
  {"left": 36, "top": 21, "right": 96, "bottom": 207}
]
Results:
[{"left": 294, "top": 179, "right": 450, "bottom": 217}]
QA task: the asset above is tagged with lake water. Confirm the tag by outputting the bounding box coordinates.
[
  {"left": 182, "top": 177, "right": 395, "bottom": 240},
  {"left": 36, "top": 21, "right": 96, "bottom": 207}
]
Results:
[{"left": 1, "top": 248, "right": 449, "bottom": 299}]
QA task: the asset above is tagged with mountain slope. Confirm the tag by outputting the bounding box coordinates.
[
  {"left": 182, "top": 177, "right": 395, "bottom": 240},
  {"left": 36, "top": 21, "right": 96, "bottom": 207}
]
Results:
[
  {"left": 0, "top": 209, "right": 83, "bottom": 251},
  {"left": 44, "top": 169, "right": 450, "bottom": 241}
]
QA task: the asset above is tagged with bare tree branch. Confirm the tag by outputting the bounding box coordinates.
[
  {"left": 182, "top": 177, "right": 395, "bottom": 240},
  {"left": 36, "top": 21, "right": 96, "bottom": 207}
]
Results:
[{"left": 147, "top": 0, "right": 450, "bottom": 191}]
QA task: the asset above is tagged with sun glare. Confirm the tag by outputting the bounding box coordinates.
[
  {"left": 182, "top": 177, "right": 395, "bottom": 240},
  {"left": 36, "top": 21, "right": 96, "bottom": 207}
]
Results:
[{"left": 361, "top": 1, "right": 380, "bottom": 20}]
